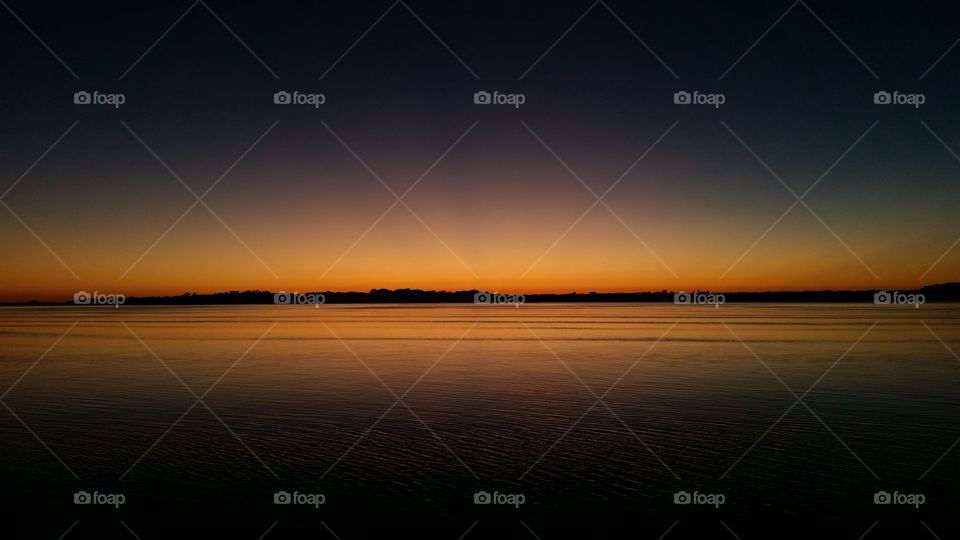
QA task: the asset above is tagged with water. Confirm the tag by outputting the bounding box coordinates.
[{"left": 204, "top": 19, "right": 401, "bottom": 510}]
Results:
[{"left": 1, "top": 304, "right": 959, "bottom": 538}]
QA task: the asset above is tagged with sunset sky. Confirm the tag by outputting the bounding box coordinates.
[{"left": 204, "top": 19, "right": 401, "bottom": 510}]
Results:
[{"left": 1, "top": 0, "right": 959, "bottom": 301}]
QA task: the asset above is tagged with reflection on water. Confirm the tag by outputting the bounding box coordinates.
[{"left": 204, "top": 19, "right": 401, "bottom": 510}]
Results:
[{"left": 1, "top": 304, "right": 959, "bottom": 537}]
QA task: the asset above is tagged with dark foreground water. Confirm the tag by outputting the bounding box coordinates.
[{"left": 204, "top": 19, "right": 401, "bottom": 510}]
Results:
[{"left": 1, "top": 304, "right": 959, "bottom": 538}]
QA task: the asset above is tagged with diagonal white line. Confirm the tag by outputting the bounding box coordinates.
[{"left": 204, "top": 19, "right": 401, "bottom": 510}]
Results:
[
  {"left": 119, "top": 0, "right": 202, "bottom": 80},
  {"left": 658, "top": 521, "right": 679, "bottom": 540},
  {"left": 398, "top": 120, "right": 480, "bottom": 200},
  {"left": 520, "top": 0, "right": 600, "bottom": 80},
  {"left": 58, "top": 520, "right": 80, "bottom": 540},
  {"left": 198, "top": 200, "right": 280, "bottom": 279},
  {"left": 199, "top": 0, "right": 280, "bottom": 80},
  {"left": 519, "top": 321, "right": 679, "bottom": 480},
  {"left": 719, "top": 121, "right": 880, "bottom": 280},
  {"left": 120, "top": 398, "right": 202, "bottom": 480},
  {"left": 318, "top": 199, "right": 403, "bottom": 281},
  {"left": 920, "top": 119, "right": 960, "bottom": 162},
  {"left": 399, "top": 201, "right": 480, "bottom": 279},
  {"left": 120, "top": 520, "right": 142, "bottom": 540},
  {"left": 720, "top": 120, "right": 801, "bottom": 199},
  {"left": 858, "top": 520, "right": 879, "bottom": 540},
  {"left": 720, "top": 0, "right": 878, "bottom": 80},
  {"left": 119, "top": 121, "right": 279, "bottom": 279},
  {"left": 922, "top": 434, "right": 960, "bottom": 480},
  {"left": 1, "top": 200, "right": 80, "bottom": 279},
  {"left": 720, "top": 520, "right": 741, "bottom": 540},
  {"left": 921, "top": 321, "right": 960, "bottom": 364},
  {"left": 199, "top": 399, "right": 279, "bottom": 478},
  {"left": 200, "top": 120, "right": 281, "bottom": 199},
  {"left": 800, "top": 120, "right": 880, "bottom": 199},
  {"left": 920, "top": 237, "right": 960, "bottom": 281},
  {"left": 921, "top": 521, "right": 942, "bottom": 540},
  {"left": 458, "top": 521, "right": 480, "bottom": 540},
  {"left": 720, "top": 0, "right": 800, "bottom": 80},
  {"left": 520, "top": 520, "right": 542, "bottom": 540},
  {"left": 599, "top": 120, "right": 680, "bottom": 199},
  {"left": 799, "top": 1, "right": 879, "bottom": 80},
  {"left": 0, "top": 0, "right": 80, "bottom": 79},
  {"left": 718, "top": 199, "right": 802, "bottom": 280},
  {"left": 720, "top": 400, "right": 801, "bottom": 480},
  {"left": 918, "top": 121, "right": 960, "bottom": 280},
  {"left": 1, "top": 321, "right": 78, "bottom": 400},
  {"left": 399, "top": 0, "right": 479, "bottom": 80},
  {"left": 318, "top": 120, "right": 480, "bottom": 280},
  {"left": 798, "top": 398, "right": 879, "bottom": 479},
  {"left": 518, "top": 199, "right": 603, "bottom": 280},
  {"left": 319, "top": 321, "right": 479, "bottom": 479},
  {"left": 119, "top": 0, "right": 278, "bottom": 80},
  {"left": 519, "top": 120, "right": 679, "bottom": 279},
  {"left": 598, "top": 200, "right": 680, "bottom": 279},
  {"left": 120, "top": 321, "right": 279, "bottom": 479},
  {"left": 798, "top": 200, "right": 880, "bottom": 280},
  {"left": 918, "top": 322, "right": 960, "bottom": 480},
  {"left": 720, "top": 322, "right": 879, "bottom": 479},
  {"left": 320, "top": 120, "right": 401, "bottom": 198},
  {"left": 598, "top": 0, "right": 679, "bottom": 80},
  {"left": 520, "top": 120, "right": 601, "bottom": 199},
  {"left": 120, "top": 120, "right": 202, "bottom": 200},
  {"left": 320, "top": 521, "right": 343, "bottom": 540},
  {"left": 0, "top": 399, "right": 79, "bottom": 479},
  {"left": 319, "top": 0, "right": 401, "bottom": 80},
  {"left": 920, "top": 36, "right": 960, "bottom": 80},
  {"left": 1, "top": 121, "right": 79, "bottom": 200},
  {"left": 397, "top": 399, "right": 479, "bottom": 478},
  {"left": 118, "top": 199, "right": 202, "bottom": 280},
  {"left": 258, "top": 521, "right": 280, "bottom": 540}
]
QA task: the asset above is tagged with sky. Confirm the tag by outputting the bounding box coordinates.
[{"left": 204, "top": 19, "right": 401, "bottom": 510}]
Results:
[{"left": 1, "top": 0, "right": 959, "bottom": 301}]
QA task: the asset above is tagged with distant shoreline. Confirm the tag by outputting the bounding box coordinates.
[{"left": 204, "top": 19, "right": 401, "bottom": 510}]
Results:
[{"left": 4, "top": 283, "right": 958, "bottom": 305}]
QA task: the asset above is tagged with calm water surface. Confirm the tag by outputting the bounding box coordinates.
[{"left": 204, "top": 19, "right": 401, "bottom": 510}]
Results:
[{"left": 1, "top": 304, "right": 958, "bottom": 538}]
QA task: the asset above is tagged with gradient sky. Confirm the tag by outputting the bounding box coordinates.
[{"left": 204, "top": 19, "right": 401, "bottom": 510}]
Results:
[{"left": 1, "top": 0, "right": 959, "bottom": 301}]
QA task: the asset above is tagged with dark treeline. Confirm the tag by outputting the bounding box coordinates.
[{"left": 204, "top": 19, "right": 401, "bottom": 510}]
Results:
[{"left": 9, "top": 282, "right": 960, "bottom": 305}]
